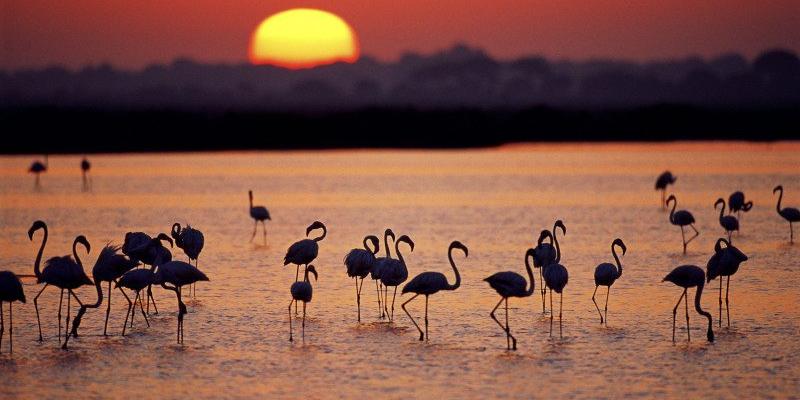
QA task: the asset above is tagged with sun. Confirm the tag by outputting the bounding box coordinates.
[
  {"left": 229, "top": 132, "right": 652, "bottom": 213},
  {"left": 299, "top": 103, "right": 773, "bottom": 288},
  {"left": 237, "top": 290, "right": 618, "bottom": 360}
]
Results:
[{"left": 249, "top": 8, "right": 360, "bottom": 69}]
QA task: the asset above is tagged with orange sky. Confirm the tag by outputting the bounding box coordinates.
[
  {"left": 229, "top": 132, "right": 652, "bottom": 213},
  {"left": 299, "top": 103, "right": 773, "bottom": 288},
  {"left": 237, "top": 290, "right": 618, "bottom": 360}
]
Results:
[{"left": 2, "top": 0, "right": 799, "bottom": 70}]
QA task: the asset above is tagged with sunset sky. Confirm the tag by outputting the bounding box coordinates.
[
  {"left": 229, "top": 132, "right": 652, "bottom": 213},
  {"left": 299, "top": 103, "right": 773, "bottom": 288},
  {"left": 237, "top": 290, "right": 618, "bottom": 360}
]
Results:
[{"left": 2, "top": 0, "right": 799, "bottom": 70}]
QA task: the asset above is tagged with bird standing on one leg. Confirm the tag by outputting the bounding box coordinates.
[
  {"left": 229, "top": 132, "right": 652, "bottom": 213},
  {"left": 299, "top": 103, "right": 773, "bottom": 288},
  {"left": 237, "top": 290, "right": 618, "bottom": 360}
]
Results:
[{"left": 666, "top": 195, "right": 699, "bottom": 254}]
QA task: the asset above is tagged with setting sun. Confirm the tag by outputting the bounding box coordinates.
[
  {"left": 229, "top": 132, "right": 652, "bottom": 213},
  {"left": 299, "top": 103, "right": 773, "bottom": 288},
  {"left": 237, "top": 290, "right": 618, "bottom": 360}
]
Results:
[{"left": 249, "top": 8, "right": 359, "bottom": 69}]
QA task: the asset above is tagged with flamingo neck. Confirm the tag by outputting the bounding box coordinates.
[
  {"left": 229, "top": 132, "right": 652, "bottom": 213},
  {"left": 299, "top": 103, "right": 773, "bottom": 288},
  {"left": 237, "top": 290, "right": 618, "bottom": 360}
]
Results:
[
  {"left": 553, "top": 228, "right": 561, "bottom": 264},
  {"left": 72, "top": 239, "right": 83, "bottom": 271},
  {"left": 313, "top": 226, "right": 327, "bottom": 242},
  {"left": 717, "top": 201, "right": 725, "bottom": 221},
  {"left": 524, "top": 249, "right": 535, "bottom": 296},
  {"left": 34, "top": 227, "right": 48, "bottom": 279},
  {"left": 447, "top": 247, "right": 461, "bottom": 290},
  {"left": 395, "top": 241, "right": 406, "bottom": 267},
  {"left": 776, "top": 189, "right": 783, "bottom": 213},
  {"left": 693, "top": 282, "right": 714, "bottom": 342},
  {"left": 612, "top": 244, "right": 622, "bottom": 278},
  {"left": 384, "top": 233, "right": 393, "bottom": 258},
  {"left": 669, "top": 200, "right": 677, "bottom": 223}
]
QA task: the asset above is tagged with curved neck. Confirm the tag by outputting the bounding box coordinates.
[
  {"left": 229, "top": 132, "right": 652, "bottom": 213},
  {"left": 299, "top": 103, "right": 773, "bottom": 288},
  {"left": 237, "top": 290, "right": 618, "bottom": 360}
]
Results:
[
  {"left": 33, "top": 227, "right": 48, "bottom": 279},
  {"left": 523, "top": 250, "right": 535, "bottom": 296},
  {"left": 717, "top": 201, "right": 725, "bottom": 220},
  {"left": 447, "top": 248, "right": 461, "bottom": 290},
  {"left": 72, "top": 239, "right": 84, "bottom": 269},
  {"left": 694, "top": 282, "right": 713, "bottom": 338},
  {"left": 313, "top": 226, "right": 327, "bottom": 242},
  {"left": 776, "top": 188, "right": 783, "bottom": 213},
  {"left": 395, "top": 241, "right": 407, "bottom": 266},
  {"left": 384, "top": 233, "right": 392, "bottom": 258},
  {"left": 249, "top": 194, "right": 253, "bottom": 209},
  {"left": 87, "top": 280, "right": 104, "bottom": 308},
  {"left": 553, "top": 228, "right": 561, "bottom": 264},
  {"left": 612, "top": 244, "right": 622, "bottom": 277},
  {"left": 668, "top": 200, "right": 677, "bottom": 222}
]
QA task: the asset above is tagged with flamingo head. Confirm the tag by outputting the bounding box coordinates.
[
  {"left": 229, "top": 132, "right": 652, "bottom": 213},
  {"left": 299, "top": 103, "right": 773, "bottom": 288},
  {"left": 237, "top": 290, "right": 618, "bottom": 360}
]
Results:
[
  {"left": 666, "top": 194, "right": 677, "bottom": 205},
  {"left": 384, "top": 228, "right": 396, "bottom": 242},
  {"left": 537, "top": 230, "right": 552, "bottom": 246},
  {"left": 773, "top": 185, "right": 783, "bottom": 194},
  {"left": 307, "top": 265, "right": 318, "bottom": 281},
  {"left": 612, "top": 238, "right": 627, "bottom": 255},
  {"left": 171, "top": 223, "right": 182, "bottom": 239},
  {"left": 156, "top": 233, "right": 174, "bottom": 248},
  {"left": 449, "top": 240, "right": 468, "bottom": 257},
  {"left": 714, "top": 198, "right": 724, "bottom": 210},
  {"left": 74, "top": 235, "right": 91, "bottom": 253},
  {"left": 554, "top": 220, "right": 566, "bottom": 236},
  {"left": 397, "top": 235, "right": 414, "bottom": 252},
  {"left": 306, "top": 221, "right": 326, "bottom": 237},
  {"left": 28, "top": 220, "right": 47, "bottom": 240},
  {"left": 365, "top": 235, "right": 380, "bottom": 254}
]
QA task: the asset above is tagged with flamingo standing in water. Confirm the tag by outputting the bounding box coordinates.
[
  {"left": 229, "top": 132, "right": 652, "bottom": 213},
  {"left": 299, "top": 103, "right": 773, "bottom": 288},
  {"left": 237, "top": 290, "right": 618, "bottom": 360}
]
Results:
[
  {"left": 0, "top": 271, "right": 26, "bottom": 353},
  {"left": 125, "top": 232, "right": 173, "bottom": 314},
  {"left": 728, "top": 191, "right": 753, "bottom": 222},
  {"left": 380, "top": 235, "right": 414, "bottom": 322},
  {"left": 484, "top": 248, "right": 536, "bottom": 350},
  {"left": 343, "top": 235, "right": 379, "bottom": 322},
  {"left": 706, "top": 238, "right": 748, "bottom": 328},
  {"left": 371, "top": 229, "right": 395, "bottom": 319},
  {"left": 655, "top": 171, "right": 677, "bottom": 209},
  {"left": 172, "top": 223, "right": 204, "bottom": 297},
  {"left": 154, "top": 261, "right": 209, "bottom": 344},
  {"left": 248, "top": 190, "right": 271, "bottom": 244},
  {"left": 592, "top": 238, "right": 626, "bottom": 325},
  {"left": 532, "top": 220, "right": 565, "bottom": 313},
  {"left": 773, "top": 185, "right": 800, "bottom": 243},
  {"left": 29, "top": 155, "right": 48, "bottom": 188},
  {"left": 116, "top": 268, "right": 156, "bottom": 334},
  {"left": 401, "top": 241, "right": 468, "bottom": 342},
  {"left": 289, "top": 265, "right": 317, "bottom": 342},
  {"left": 662, "top": 265, "right": 714, "bottom": 342},
  {"left": 666, "top": 195, "right": 699, "bottom": 254},
  {"left": 68, "top": 244, "right": 138, "bottom": 340},
  {"left": 284, "top": 221, "right": 327, "bottom": 281},
  {"left": 80, "top": 157, "right": 91, "bottom": 191},
  {"left": 542, "top": 223, "right": 569, "bottom": 338},
  {"left": 714, "top": 198, "right": 739, "bottom": 242}
]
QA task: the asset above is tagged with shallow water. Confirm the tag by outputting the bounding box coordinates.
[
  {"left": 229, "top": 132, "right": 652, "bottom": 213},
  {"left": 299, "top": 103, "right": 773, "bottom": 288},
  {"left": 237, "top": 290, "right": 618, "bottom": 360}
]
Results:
[{"left": 1, "top": 142, "right": 799, "bottom": 399}]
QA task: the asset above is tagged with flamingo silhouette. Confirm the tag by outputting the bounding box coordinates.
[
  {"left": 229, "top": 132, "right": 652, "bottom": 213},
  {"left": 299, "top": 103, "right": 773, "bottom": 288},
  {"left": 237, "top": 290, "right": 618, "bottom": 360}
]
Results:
[
  {"left": 29, "top": 155, "right": 48, "bottom": 188},
  {"left": 728, "top": 191, "right": 753, "bottom": 221},
  {"left": 380, "top": 235, "right": 414, "bottom": 322},
  {"left": 371, "top": 229, "right": 395, "bottom": 319},
  {"left": 125, "top": 232, "right": 173, "bottom": 314},
  {"left": 532, "top": 220, "right": 565, "bottom": 313},
  {"left": 27, "top": 220, "right": 51, "bottom": 341},
  {"left": 401, "top": 241, "right": 467, "bottom": 342},
  {"left": 666, "top": 194, "right": 699, "bottom": 254},
  {"left": 154, "top": 261, "right": 209, "bottom": 344},
  {"left": 592, "top": 238, "right": 626, "bottom": 325},
  {"left": 344, "top": 235, "right": 380, "bottom": 322},
  {"left": 172, "top": 223, "right": 205, "bottom": 297},
  {"left": 706, "top": 238, "right": 748, "bottom": 328},
  {"left": 289, "top": 264, "right": 317, "bottom": 342},
  {"left": 248, "top": 190, "right": 271, "bottom": 244},
  {"left": 542, "top": 222, "right": 569, "bottom": 338},
  {"left": 116, "top": 268, "right": 156, "bottom": 335},
  {"left": 484, "top": 248, "right": 536, "bottom": 350},
  {"left": 0, "top": 271, "right": 26, "bottom": 353},
  {"left": 655, "top": 171, "right": 677, "bottom": 208},
  {"left": 69, "top": 244, "right": 138, "bottom": 339},
  {"left": 714, "top": 198, "right": 739, "bottom": 242},
  {"left": 662, "top": 265, "right": 714, "bottom": 342},
  {"left": 284, "top": 221, "right": 327, "bottom": 282},
  {"left": 773, "top": 185, "right": 800, "bottom": 243},
  {"left": 80, "top": 157, "right": 91, "bottom": 191}
]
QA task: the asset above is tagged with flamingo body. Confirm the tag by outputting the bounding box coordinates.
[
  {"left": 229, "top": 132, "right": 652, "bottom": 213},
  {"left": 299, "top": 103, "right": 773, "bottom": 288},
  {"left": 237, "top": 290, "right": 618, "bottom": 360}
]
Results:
[
  {"left": 0, "top": 271, "right": 26, "bottom": 303},
  {"left": 485, "top": 272, "right": 528, "bottom": 298}
]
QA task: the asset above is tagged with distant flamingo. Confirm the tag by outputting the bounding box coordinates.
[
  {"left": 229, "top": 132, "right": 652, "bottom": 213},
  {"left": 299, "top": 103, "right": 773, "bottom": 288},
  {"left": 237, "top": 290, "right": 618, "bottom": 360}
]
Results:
[
  {"left": 401, "top": 241, "right": 468, "bottom": 342},
  {"left": 289, "top": 265, "right": 317, "bottom": 342},
  {"left": 284, "top": 221, "right": 327, "bottom": 282},
  {"left": 662, "top": 265, "right": 714, "bottom": 342},
  {"left": 706, "top": 238, "right": 748, "bottom": 328},
  {"left": 655, "top": 171, "right": 677, "bottom": 208},
  {"left": 154, "top": 261, "right": 209, "bottom": 344},
  {"left": 728, "top": 191, "right": 753, "bottom": 221},
  {"left": 248, "top": 190, "right": 271, "bottom": 244},
  {"left": 666, "top": 194, "right": 699, "bottom": 254},
  {"left": 371, "top": 229, "right": 395, "bottom": 319},
  {"left": 68, "top": 244, "right": 138, "bottom": 339},
  {"left": 773, "top": 185, "right": 800, "bottom": 243},
  {"left": 484, "top": 248, "right": 536, "bottom": 350},
  {"left": 172, "top": 223, "right": 205, "bottom": 297},
  {"left": 29, "top": 155, "right": 48, "bottom": 188},
  {"left": 532, "top": 220, "right": 565, "bottom": 313},
  {"left": 343, "top": 235, "right": 379, "bottom": 322},
  {"left": 81, "top": 157, "right": 91, "bottom": 191},
  {"left": 116, "top": 268, "right": 156, "bottom": 335},
  {"left": 0, "top": 271, "right": 26, "bottom": 353},
  {"left": 592, "top": 238, "right": 626, "bottom": 325},
  {"left": 380, "top": 235, "right": 414, "bottom": 322},
  {"left": 714, "top": 198, "right": 739, "bottom": 242},
  {"left": 542, "top": 222, "right": 569, "bottom": 338}
]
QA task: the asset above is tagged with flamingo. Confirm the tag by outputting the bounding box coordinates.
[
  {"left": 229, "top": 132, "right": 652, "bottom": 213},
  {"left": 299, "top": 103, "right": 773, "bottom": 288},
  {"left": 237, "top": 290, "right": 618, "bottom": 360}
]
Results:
[
  {"left": 542, "top": 220, "right": 568, "bottom": 338},
  {"left": 666, "top": 194, "right": 699, "bottom": 254},
  {"left": 706, "top": 238, "right": 748, "bottom": 328},
  {"left": 714, "top": 198, "right": 739, "bottom": 242},
  {"left": 371, "top": 229, "right": 395, "bottom": 319},
  {"left": 27, "top": 220, "right": 50, "bottom": 341},
  {"left": 288, "top": 264, "right": 317, "bottom": 342},
  {"left": 33, "top": 234, "right": 93, "bottom": 349},
  {"left": 68, "top": 244, "right": 138, "bottom": 340},
  {"left": 532, "top": 220, "right": 566, "bottom": 313},
  {"left": 773, "top": 185, "right": 800, "bottom": 243},
  {"left": 0, "top": 271, "right": 26, "bottom": 353},
  {"left": 379, "top": 235, "right": 414, "bottom": 322},
  {"left": 29, "top": 155, "right": 48, "bottom": 188},
  {"left": 248, "top": 190, "right": 271, "bottom": 244},
  {"left": 655, "top": 171, "right": 677, "bottom": 208},
  {"left": 484, "top": 248, "right": 536, "bottom": 350},
  {"left": 284, "top": 221, "right": 327, "bottom": 282},
  {"left": 401, "top": 241, "right": 468, "bottom": 342},
  {"left": 154, "top": 261, "right": 209, "bottom": 344},
  {"left": 126, "top": 232, "right": 173, "bottom": 314},
  {"left": 592, "top": 238, "right": 626, "bottom": 325},
  {"left": 728, "top": 191, "right": 753, "bottom": 221},
  {"left": 116, "top": 268, "right": 156, "bottom": 335},
  {"left": 343, "top": 235, "right": 380, "bottom": 322},
  {"left": 80, "top": 157, "right": 91, "bottom": 191},
  {"left": 172, "top": 223, "right": 205, "bottom": 297},
  {"left": 662, "top": 265, "right": 714, "bottom": 342}
]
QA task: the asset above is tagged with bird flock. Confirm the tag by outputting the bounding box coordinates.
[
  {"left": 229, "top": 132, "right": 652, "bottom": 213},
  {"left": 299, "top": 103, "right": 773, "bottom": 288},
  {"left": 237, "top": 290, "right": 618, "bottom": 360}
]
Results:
[{"left": 0, "top": 175, "right": 798, "bottom": 353}]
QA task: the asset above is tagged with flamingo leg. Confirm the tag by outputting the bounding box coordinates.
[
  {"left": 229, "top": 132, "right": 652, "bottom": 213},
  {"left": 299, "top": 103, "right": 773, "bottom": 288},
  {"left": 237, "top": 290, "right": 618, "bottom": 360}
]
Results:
[
  {"left": 719, "top": 278, "right": 723, "bottom": 328},
  {"left": 355, "top": 278, "right": 361, "bottom": 323},
  {"left": 402, "top": 294, "right": 422, "bottom": 340},
  {"left": 591, "top": 285, "right": 603, "bottom": 324},
  {"left": 261, "top": 220, "right": 267, "bottom": 245},
  {"left": 294, "top": 265, "right": 300, "bottom": 315},
  {"left": 33, "top": 284, "right": 49, "bottom": 341},
  {"left": 725, "top": 276, "right": 731, "bottom": 328},
  {"left": 604, "top": 286, "right": 610, "bottom": 325},
  {"left": 130, "top": 292, "right": 138, "bottom": 328},
  {"left": 424, "top": 295, "right": 429, "bottom": 342},
  {"left": 288, "top": 299, "right": 294, "bottom": 342},
  {"left": 8, "top": 302, "right": 11, "bottom": 353},
  {"left": 383, "top": 285, "right": 390, "bottom": 321},
  {"left": 62, "top": 290, "right": 72, "bottom": 349},
  {"left": 250, "top": 220, "right": 258, "bottom": 242},
  {"left": 559, "top": 292, "right": 564, "bottom": 339},
  {"left": 0, "top": 302, "right": 4, "bottom": 352},
  {"left": 375, "top": 280, "right": 383, "bottom": 319},
  {"left": 104, "top": 281, "right": 112, "bottom": 336},
  {"left": 685, "top": 288, "right": 691, "bottom": 342},
  {"left": 680, "top": 226, "right": 687, "bottom": 254},
  {"left": 390, "top": 287, "right": 398, "bottom": 321},
  {"left": 139, "top": 293, "right": 150, "bottom": 328},
  {"left": 57, "top": 289, "right": 64, "bottom": 342},
  {"left": 790, "top": 221, "right": 794, "bottom": 244},
  {"left": 122, "top": 290, "right": 133, "bottom": 336},
  {"left": 506, "top": 298, "right": 516, "bottom": 350},
  {"left": 489, "top": 297, "right": 508, "bottom": 350},
  {"left": 302, "top": 301, "right": 307, "bottom": 342},
  {"left": 176, "top": 287, "right": 183, "bottom": 344},
  {"left": 549, "top": 288, "right": 554, "bottom": 337},
  {"left": 672, "top": 289, "right": 686, "bottom": 342},
  {"left": 146, "top": 285, "right": 158, "bottom": 315},
  {"left": 540, "top": 268, "right": 546, "bottom": 314},
  {"left": 687, "top": 224, "right": 699, "bottom": 246}
]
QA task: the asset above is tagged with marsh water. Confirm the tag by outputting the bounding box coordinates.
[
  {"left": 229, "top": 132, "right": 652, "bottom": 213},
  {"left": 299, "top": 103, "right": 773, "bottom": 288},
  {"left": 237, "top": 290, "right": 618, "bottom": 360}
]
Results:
[{"left": 0, "top": 143, "right": 798, "bottom": 399}]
